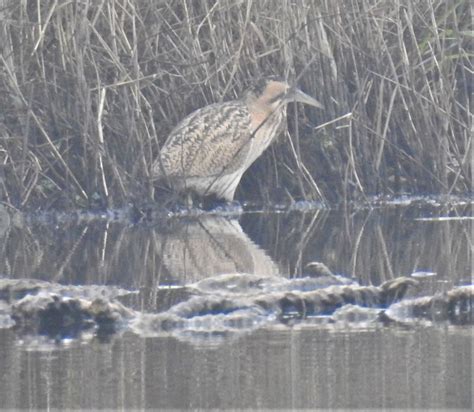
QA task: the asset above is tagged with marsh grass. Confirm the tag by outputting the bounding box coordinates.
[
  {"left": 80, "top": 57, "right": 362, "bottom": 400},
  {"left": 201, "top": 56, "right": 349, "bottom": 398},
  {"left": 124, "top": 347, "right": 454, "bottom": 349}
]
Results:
[{"left": 0, "top": 0, "right": 471, "bottom": 209}]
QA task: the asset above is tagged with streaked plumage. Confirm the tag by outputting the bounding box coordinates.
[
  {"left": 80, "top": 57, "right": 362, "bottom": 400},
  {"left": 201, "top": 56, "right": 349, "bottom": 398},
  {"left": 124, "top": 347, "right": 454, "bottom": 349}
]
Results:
[{"left": 152, "top": 78, "right": 322, "bottom": 201}]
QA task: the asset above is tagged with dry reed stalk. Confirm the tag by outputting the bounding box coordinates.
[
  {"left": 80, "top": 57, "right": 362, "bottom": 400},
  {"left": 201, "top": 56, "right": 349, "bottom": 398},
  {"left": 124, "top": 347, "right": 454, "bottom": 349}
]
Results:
[{"left": 0, "top": 0, "right": 470, "bottom": 209}]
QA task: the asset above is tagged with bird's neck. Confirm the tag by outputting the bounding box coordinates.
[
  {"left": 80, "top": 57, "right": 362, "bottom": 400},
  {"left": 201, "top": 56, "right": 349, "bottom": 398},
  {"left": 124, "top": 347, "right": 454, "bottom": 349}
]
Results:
[{"left": 248, "top": 98, "right": 286, "bottom": 132}]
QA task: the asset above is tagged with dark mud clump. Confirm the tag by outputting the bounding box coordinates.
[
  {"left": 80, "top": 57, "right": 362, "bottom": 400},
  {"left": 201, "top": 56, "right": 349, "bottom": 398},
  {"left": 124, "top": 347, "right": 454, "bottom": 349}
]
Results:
[{"left": 1, "top": 273, "right": 472, "bottom": 346}]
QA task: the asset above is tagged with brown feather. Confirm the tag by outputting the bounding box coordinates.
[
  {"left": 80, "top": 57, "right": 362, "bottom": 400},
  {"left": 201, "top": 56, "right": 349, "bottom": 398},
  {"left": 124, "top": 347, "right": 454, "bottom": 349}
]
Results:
[{"left": 152, "top": 79, "right": 319, "bottom": 201}]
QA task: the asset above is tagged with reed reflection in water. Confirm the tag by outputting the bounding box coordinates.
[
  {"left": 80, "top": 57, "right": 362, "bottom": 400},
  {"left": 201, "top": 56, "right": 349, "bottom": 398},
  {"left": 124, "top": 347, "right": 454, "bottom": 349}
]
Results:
[
  {"left": 0, "top": 325, "right": 470, "bottom": 409},
  {"left": 1, "top": 206, "right": 470, "bottom": 294},
  {"left": 0, "top": 204, "right": 471, "bottom": 409}
]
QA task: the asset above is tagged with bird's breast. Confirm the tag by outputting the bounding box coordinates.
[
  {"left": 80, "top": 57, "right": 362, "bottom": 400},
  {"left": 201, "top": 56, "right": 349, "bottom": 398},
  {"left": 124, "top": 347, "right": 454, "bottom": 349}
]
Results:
[{"left": 244, "top": 108, "right": 286, "bottom": 168}]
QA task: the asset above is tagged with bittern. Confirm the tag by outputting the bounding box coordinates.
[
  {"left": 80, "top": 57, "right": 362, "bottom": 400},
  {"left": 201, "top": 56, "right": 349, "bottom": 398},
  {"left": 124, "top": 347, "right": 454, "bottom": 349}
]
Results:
[{"left": 152, "top": 78, "right": 323, "bottom": 202}]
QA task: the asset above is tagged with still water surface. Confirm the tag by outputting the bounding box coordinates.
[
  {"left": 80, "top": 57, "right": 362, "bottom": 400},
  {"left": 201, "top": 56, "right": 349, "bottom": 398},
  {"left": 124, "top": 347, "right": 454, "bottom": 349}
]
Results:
[{"left": 0, "top": 201, "right": 472, "bottom": 409}]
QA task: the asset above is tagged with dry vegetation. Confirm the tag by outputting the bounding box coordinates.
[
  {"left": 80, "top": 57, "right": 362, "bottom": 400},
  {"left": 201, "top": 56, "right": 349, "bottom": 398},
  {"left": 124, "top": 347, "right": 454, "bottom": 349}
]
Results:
[{"left": 0, "top": 0, "right": 471, "bottom": 209}]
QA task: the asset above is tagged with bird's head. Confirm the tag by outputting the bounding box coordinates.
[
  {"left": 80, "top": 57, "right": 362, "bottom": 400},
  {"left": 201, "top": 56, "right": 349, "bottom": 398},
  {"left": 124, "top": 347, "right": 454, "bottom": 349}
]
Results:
[{"left": 244, "top": 77, "right": 323, "bottom": 111}]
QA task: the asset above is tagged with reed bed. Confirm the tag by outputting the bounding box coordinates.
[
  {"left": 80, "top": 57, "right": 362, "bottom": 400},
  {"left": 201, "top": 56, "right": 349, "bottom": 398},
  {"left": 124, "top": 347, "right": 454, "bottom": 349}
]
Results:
[{"left": 0, "top": 0, "right": 471, "bottom": 209}]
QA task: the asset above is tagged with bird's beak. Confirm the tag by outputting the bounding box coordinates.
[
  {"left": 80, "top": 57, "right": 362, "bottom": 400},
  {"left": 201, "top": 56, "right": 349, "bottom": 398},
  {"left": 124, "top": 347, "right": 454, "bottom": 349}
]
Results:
[{"left": 286, "top": 88, "right": 324, "bottom": 109}]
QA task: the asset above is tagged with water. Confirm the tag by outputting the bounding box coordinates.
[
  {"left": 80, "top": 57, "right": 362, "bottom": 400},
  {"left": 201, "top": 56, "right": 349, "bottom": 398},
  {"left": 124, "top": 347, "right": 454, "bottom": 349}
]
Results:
[
  {"left": 1, "top": 328, "right": 470, "bottom": 409},
  {"left": 0, "top": 200, "right": 472, "bottom": 409}
]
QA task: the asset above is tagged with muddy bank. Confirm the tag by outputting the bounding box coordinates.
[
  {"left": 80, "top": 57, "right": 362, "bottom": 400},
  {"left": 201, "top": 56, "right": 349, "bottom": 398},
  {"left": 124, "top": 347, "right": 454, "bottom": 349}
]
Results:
[
  {"left": 2, "top": 194, "right": 472, "bottom": 223},
  {"left": 1, "top": 272, "right": 472, "bottom": 347}
]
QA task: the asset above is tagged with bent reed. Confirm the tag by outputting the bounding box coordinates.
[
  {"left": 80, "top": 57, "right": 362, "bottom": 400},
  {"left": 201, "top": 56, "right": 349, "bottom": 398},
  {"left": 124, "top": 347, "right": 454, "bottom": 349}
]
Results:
[{"left": 0, "top": 0, "right": 471, "bottom": 209}]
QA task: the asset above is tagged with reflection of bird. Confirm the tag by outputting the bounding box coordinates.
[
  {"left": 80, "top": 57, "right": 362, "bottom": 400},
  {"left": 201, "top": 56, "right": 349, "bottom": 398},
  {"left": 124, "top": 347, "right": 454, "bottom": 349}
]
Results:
[
  {"left": 154, "top": 216, "right": 280, "bottom": 284},
  {"left": 152, "top": 78, "right": 323, "bottom": 201}
]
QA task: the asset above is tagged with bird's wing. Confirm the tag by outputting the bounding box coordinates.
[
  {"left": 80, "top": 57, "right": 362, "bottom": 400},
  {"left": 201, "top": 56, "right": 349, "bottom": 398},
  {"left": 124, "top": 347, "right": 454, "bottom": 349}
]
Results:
[{"left": 153, "top": 101, "right": 252, "bottom": 179}]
